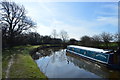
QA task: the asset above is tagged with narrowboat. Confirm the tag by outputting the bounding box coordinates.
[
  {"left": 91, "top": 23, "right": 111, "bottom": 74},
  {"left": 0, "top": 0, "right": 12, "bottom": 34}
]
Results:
[{"left": 66, "top": 45, "right": 120, "bottom": 69}]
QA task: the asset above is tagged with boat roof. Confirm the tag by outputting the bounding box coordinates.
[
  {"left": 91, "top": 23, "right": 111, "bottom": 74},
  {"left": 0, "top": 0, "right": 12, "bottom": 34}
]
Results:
[{"left": 68, "top": 45, "right": 109, "bottom": 53}]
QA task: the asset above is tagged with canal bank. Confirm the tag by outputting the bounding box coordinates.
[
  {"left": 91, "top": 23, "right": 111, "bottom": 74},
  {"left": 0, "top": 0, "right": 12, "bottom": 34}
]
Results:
[
  {"left": 33, "top": 47, "right": 120, "bottom": 78},
  {"left": 2, "top": 45, "right": 47, "bottom": 78}
]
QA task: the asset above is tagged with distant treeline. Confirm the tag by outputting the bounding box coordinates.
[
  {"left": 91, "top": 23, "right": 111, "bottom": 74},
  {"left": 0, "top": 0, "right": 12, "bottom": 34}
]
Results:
[
  {"left": 3, "top": 31, "right": 119, "bottom": 50},
  {"left": 68, "top": 32, "right": 119, "bottom": 50},
  {"left": 2, "top": 32, "right": 63, "bottom": 48}
]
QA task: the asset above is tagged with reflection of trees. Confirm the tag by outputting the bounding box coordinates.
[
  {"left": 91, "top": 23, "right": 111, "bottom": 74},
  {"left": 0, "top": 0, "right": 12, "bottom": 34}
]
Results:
[
  {"left": 43, "top": 49, "right": 67, "bottom": 74},
  {"left": 32, "top": 47, "right": 65, "bottom": 70},
  {"left": 51, "top": 48, "right": 56, "bottom": 64},
  {"left": 32, "top": 47, "right": 63, "bottom": 60},
  {"left": 51, "top": 48, "right": 66, "bottom": 63},
  {"left": 31, "top": 49, "right": 52, "bottom": 60},
  {"left": 66, "top": 52, "right": 109, "bottom": 78},
  {"left": 40, "top": 48, "right": 66, "bottom": 74},
  {"left": 59, "top": 49, "right": 67, "bottom": 62},
  {"left": 38, "top": 48, "right": 52, "bottom": 56}
]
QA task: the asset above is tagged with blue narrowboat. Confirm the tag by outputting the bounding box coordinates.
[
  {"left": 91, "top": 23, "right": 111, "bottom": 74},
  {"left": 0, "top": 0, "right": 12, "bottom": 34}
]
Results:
[{"left": 66, "top": 45, "right": 118, "bottom": 66}]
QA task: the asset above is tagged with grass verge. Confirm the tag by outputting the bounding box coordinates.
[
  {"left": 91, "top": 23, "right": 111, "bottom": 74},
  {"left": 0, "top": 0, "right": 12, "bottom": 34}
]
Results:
[{"left": 2, "top": 45, "right": 47, "bottom": 78}]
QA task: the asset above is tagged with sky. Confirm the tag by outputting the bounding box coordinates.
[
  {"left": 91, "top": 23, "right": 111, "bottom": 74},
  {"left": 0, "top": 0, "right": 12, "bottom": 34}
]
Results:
[{"left": 13, "top": 0, "right": 118, "bottom": 40}]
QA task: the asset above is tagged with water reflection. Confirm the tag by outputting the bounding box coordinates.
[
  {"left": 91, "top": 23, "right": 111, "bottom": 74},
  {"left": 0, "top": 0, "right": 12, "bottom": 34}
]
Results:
[
  {"left": 32, "top": 47, "right": 63, "bottom": 60},
  {"left": 67, "top": 52, "right": 120, "bottom": 78},
  {"left": 67, "top": 52, "right": 109, "bottom": 78},
  {"left": 34, "top": 48, "right": 120, "bottom": 78}
]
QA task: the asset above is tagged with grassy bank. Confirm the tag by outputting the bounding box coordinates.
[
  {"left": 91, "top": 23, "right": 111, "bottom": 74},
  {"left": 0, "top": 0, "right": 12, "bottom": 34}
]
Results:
[{"left": 2, "top": 45, "right": 47, "bottom": 78}]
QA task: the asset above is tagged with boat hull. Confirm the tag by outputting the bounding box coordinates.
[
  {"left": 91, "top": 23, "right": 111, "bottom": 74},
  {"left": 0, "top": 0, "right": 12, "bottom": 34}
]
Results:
[{"left": 66, "top": 50, "right": 120, "bottom": 70}]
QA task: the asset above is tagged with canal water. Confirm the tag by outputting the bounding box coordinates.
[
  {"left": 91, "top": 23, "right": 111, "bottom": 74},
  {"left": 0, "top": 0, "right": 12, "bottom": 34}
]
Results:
[{"left": 34, "top": 48, "right": 120, "bottom": 78}]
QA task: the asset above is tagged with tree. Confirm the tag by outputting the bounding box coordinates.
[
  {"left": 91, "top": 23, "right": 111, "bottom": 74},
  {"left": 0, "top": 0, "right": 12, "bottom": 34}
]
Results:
[
  {"left": 80, "top": 35, "right": 93, "bottom": 47},
  {"left": 59, "top": 30, "right": 69, "bottom": 43},
  {"left": 92, "top": 35, "right": 102, "bottom": 47},
  {"left": 51, "top": 29, "right": 57, "bottom": 39},
  {"left": 41, "top": 35, "right": 52, "bottom": 44},
  {"left": 26, "top": 32, "right": 41, "bottom": 45},
  {"left": 68, "top": 38, "right": 78, "bottom": 45},
  {"left": 114, "top": 33, "right": 119, "bottom": 42},
  {"left": 0, "top": 1, "right": 36, "bottom": 47},
  {"left": 100, "top": 32, "right": 113, "bottom": 48},
  {"left": 114, "top": 33, "right": 120, "bottom": 49}
]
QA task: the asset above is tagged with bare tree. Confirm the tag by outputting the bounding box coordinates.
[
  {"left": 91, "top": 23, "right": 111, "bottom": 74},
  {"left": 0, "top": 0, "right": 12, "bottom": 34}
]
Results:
[
  {"left": 114, "top": 33, "right": 119, "bottom": 42},
  {"left": 0, "top": 1, "right": 36, "bottom": 47},
  {"left": 100, "top": 32, "right": 113, "bottom": 48},
  {"left": 51, "top": 29, "right": 57, "bottom": 39},
  {"left": 59, "top": 30, "right": 69, "bottom": 43}
]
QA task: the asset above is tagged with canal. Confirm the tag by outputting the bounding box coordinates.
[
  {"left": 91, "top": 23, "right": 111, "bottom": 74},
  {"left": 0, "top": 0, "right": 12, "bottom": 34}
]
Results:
[{"left": 33, "top": 48, "right": 120, "bottom": 78}]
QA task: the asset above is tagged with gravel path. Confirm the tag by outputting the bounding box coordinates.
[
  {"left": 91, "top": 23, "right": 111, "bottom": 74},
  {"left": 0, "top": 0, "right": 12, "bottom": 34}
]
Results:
[{"left": 5, "top": 54, "right": 15, "bottom": 78}]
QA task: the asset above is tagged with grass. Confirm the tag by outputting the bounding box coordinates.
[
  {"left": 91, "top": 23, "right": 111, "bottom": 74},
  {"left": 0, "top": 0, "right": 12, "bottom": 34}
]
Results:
[
  {"left": 100, "top": 42, "right": 118, "bottom": 47},
  {"left": 2, "top": 45, "right": 47, "bottom": 78},
  {"left": 98, "top": 42, "right": 118, "bottom": 50}
]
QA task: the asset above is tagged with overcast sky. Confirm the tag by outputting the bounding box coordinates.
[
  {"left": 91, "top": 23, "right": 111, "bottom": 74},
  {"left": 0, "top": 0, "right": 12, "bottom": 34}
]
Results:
[{"left": 14, "top": 0, "right": 118, "bottom": 40}]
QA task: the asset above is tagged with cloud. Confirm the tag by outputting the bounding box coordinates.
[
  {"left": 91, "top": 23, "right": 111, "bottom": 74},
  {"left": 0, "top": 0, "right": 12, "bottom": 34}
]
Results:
[
  {"left": 36, "top": 19, "right": 102, "bottom": 40},
  {"left": 95, "top": 3, "right": 118, "bottom": 17},
  {"left": 102, "top": 4, "right": 118, "bottom": 10},
  {"left": 96, "top": 16, "right": 118, "bottom": 26},
  {"left": 35, "top": 24, "right": 51, "bottom": 36},
  {"left": 34, "top": 10, "right": 118, "bottom": 39}
]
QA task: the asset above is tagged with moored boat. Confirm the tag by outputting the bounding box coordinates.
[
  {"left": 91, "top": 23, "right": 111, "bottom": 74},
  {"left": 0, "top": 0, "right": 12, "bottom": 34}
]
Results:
[{"left": 66, "top": 45, "right": 120, "bottom": 69}]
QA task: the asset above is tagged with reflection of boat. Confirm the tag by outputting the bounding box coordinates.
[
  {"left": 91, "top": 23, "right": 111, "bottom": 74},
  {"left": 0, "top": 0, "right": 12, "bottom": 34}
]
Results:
[
  {"left": 66, "top": 45, "right": 119, "bottom": 69},
  {"left": 66, "top": 52, "right": 109, "bottom": 78}
]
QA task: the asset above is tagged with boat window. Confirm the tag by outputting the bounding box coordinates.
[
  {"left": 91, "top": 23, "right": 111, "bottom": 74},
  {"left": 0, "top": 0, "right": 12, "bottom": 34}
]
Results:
[
  {"left": 76, "top": 48, "right": 80, "bottom": 53},
  {"left": 72, "top": 48, "right": 74, "bottom": 51},
  {"left": 85, "top": 51, "right": 92, "bottom": 57},
  {"left": 84, "top": 51, "right": 86, "bottom": 55},
  {"left": 74, "top": 48, "right": 77, "bottom": 52},
  {"left": 80, "top": 49, "right": 84, "bottom": 55},
  {"left": 78, "top": 49, "right": 80, "bottom": 53}
]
